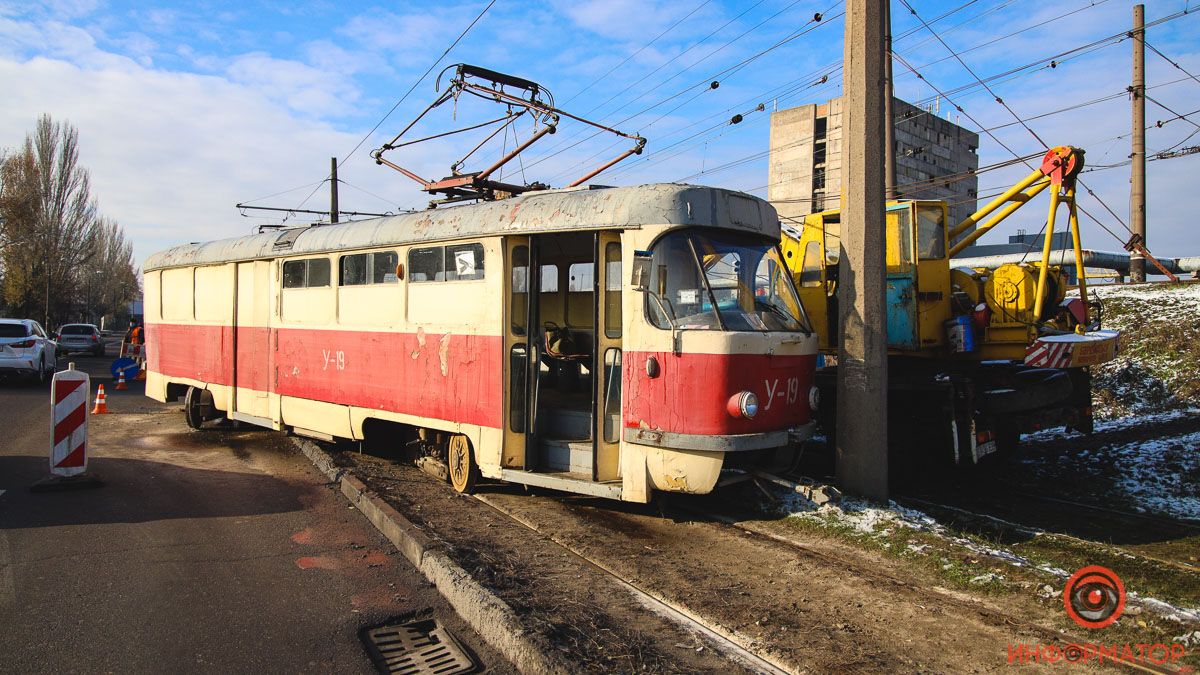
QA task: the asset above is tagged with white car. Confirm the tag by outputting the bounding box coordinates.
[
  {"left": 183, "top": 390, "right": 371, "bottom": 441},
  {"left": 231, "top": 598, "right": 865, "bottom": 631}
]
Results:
[{"left": 0, "top": 319, "right": 58, "bottom": 384}]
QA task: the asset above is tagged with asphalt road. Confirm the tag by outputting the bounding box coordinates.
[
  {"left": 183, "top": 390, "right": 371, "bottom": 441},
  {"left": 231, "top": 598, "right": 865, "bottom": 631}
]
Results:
[{"left": 0, "top": 355, "right": 510, "bottom": 673}]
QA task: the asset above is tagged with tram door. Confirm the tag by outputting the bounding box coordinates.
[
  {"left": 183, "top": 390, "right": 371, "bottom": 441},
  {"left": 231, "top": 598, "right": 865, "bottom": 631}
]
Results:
[
  {"left": 504, "top": 232, "right": 621, "bottom": 482},
  {"left": 594, "top": 232, "right": 622, "bottom": 482},
  {"left": 502, "top": 236, "right": 531, "bottom": 469},
  {"left": 233, "top": 260, "right": 272, "bottom": 421}
]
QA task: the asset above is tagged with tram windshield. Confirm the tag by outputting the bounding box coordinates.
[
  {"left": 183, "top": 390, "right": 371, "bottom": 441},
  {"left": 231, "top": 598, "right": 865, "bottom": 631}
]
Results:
[{"left": 644, "top": 229, "right": 812, "bottom": 333}]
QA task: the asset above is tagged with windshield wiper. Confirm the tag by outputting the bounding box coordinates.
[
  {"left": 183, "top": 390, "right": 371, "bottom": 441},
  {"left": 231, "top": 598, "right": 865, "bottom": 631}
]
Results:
[{"left": 756, "top": 300, "right": 798, "bottom": 330}]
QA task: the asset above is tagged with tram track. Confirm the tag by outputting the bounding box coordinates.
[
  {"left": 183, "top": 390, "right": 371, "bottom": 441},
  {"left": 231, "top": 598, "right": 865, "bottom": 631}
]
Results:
[
  {"left": 662, "top": 499, "right": 1084, "bottom": 648},
  {"left": 672, "top": 487, "right": 1196, "bottom": 675},
  {"left": 473, "top": 493, "right": 794, "bottom": 675},
  {"left": 472, "top": 487, "right": 1098, "bottom": 672},
  {"left": 319, "top": 442, "right": 1196, "bottom": 672},
  {"left": 686, "top": 507, "right": 1189, "bottom": 675}
]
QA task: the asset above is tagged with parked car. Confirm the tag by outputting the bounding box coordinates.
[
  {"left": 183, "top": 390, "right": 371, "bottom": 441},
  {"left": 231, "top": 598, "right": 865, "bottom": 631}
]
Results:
[
  {"left": 57, "top": 323, "right": 106, "bottom": 357},
  {"left": 0, "top": 319, "right": 58, "bottom": 384}
]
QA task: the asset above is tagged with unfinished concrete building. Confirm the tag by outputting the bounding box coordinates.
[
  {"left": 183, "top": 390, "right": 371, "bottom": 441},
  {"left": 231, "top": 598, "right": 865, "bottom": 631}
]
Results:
[{"left": 768, "top": 96, "right": 980, "bottom": 231}]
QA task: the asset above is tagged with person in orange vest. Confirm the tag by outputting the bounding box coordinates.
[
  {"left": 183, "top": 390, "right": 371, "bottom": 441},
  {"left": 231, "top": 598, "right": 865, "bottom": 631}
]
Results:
[{"left": 126, "top": 319, "right": 143, "bottom": 346}]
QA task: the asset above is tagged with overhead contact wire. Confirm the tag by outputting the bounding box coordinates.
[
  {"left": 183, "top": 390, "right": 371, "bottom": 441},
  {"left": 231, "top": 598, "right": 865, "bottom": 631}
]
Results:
[{"left": 286, "top": 0, "right": 498, "bottom": 220}]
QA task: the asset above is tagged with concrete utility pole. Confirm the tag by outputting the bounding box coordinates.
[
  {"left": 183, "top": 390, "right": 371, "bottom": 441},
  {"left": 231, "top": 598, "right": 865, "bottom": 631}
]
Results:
[
  {"left": 836, "top": 0, "right": 889, "bottom": 501},
  {"left": 330, "top": 157, "right": 340, "bottom": 224},
  {"left": 883, "top": 0, "right": 897, "bottom": 199},
  {"left": 1130, "top": 4, "right": 1146, "bottom": 283}
]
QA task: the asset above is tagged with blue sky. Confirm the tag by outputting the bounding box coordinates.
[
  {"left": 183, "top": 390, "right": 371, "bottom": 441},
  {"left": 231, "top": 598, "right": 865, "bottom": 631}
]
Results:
[{"left": 1, "top": 0, "right": 1197, "bottom": 268}]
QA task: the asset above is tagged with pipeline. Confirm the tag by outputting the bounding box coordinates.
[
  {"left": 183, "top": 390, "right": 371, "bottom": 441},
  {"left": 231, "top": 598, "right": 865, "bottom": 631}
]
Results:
[{"left": 952, "top": 249, "right": 1199, "bottom": 275}]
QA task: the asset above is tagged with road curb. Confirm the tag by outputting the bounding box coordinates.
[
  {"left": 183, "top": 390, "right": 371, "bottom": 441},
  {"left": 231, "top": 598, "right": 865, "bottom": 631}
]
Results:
[{"left": 291, "top": 438, "right": 568, "bottom": 675}]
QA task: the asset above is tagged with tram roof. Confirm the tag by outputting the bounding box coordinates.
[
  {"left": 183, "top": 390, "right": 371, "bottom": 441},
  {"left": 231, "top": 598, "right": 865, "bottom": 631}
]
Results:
[{"left": 144, "top": 183, "right": 780, "bottom": 271}]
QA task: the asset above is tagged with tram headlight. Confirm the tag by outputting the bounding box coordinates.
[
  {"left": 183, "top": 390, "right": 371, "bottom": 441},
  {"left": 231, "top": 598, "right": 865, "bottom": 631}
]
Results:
[
  {"left": 808, "top": 386, "right": 820, "bottom": 411},
  {"left": 727, "top": 391, "right": 759, "bottom": 419}
]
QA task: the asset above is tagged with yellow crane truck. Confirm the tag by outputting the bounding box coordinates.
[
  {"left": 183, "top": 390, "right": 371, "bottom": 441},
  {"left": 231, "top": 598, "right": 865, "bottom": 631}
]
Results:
[{"left": 780, "top": 146, "right": 1120, "bottom": 466}]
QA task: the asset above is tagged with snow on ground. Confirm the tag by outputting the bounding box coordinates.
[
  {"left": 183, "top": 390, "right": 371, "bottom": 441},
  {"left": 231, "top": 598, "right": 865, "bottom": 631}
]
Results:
[
  {"left": 1073, "top": 282, "right": 1200, "bottom": 417},
  {"left": 1020, "top": 428, "right": 1200, "bottom": 522},
  {"left": 1083, "top": 282, "right": 1200, "bottom": 315},
  {"left": 780, "top": 493, "right": 1070, "bottom": 576},
  {"left": 777, "top": 490, "right": 1200, "bottom": 623},
  {"left": 1027, "top": 408, "right": 1200, "bottom": 441},
  {"left": 1112, "top": 431, "right": 1200, "bottom": 522},
  {"left": 1024, "top": 409, "right": 1200, "bottom": 522}
]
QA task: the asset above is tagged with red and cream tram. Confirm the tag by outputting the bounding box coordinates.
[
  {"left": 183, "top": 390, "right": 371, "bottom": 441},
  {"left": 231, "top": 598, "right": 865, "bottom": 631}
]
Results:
[{"left": 143, "top": 184, "right": 819, "bottom": 502}]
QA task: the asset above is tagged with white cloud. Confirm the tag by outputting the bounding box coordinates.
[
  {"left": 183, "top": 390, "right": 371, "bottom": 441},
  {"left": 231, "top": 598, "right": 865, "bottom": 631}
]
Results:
[
  {"left": 0, "top": 55, "right": 426, "bottom": 267},
  {"left": 0, "top": 17, "right": 137, "bottom": 70},
  {"left": 226, "top": 51, "right": 362, "bottom": 116},
  {"left": 338, "top": 9, "right": 450, "bottom": 57}
]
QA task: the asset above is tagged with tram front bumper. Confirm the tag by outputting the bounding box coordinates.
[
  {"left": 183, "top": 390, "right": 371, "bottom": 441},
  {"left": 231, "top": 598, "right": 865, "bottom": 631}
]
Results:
[
  {"left": 623, "top": 422, "right": 817, "bottom": 496},
  {"left": 623, "top": 422, "right": 816, "bottom": 453}
]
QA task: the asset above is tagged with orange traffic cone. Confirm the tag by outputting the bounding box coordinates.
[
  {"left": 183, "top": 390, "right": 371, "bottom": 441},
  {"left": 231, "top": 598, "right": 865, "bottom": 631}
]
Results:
[
  {"left": 135, "top": 360, "right": 146, "bottom": 381},
  {"left": 115, "top": 369, "right": 128, "bottom": 391},
  {"left": 91, "top": 384, "right": 108, "bottom": 414}
]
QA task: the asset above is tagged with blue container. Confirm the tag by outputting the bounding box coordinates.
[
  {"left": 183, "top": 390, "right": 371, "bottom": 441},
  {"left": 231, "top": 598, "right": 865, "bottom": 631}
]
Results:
[{"left": 946, "top": 315, "right": 977, "bottom": 353}]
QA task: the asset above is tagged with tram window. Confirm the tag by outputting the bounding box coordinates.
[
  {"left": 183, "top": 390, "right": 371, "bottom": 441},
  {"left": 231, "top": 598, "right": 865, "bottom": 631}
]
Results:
[
  {"left": 604, "top": 243, "right": 622, "bottom": 338},
  {"left": 307, "top": 258, "right": 331, "bottom": 287},
  {"left": 341, "top": 254, "right": 368, "bottom": 286},
  {"left": 283, "top": 260, "right": 306, "bottom": 288},
  {"left": 372, "top": 251, "right": 399, "bottom": 283},
  {"left": 568, "top": 263, "right": 593, "bottom": 292},
  {"left": 409, "top": 244, "right": 484, "bottom": 282},
  {"left": 285, "top": 258, "right": 331, "bottom": 288},
  {"left": 645, "top": 230, "right": 808, "bottom": 332},
  {"left": 511, "top": 245, "right": 529, "bottom": 336},
  {"left": 509, "top": 345, "right": 528, "bottom": 433},
  {"left": 539, "top": 265, "right": 559, "bottom": 293},
  {"left": 602, "top": 349, "right": 621, "bottom": 442},
  {"left": 445, "top": 243, "right": 485, "bottom": 281},
  {"left": 408, "top": 247, "right": 442, "bottom": 283}
]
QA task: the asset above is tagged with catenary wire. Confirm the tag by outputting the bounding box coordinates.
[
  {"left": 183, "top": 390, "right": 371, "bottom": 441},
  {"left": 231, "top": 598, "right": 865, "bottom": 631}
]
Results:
[{"left": 284, "top": 0, "right": 498, "bottom": 221}]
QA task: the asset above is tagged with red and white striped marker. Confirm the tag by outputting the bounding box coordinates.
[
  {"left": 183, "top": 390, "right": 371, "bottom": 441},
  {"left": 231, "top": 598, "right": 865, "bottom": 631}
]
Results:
[
  {"left": 50, "top": 365, "right": 90, "bottom": 476},
  {"left": 32, "top": 363, "right": 103, "bottom": 492}
]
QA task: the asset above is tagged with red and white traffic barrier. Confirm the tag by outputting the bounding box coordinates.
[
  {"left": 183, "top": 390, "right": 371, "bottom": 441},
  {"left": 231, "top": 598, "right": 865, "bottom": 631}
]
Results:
[{"left": 31, "top": 363, "right": 103, "bottom": 492}]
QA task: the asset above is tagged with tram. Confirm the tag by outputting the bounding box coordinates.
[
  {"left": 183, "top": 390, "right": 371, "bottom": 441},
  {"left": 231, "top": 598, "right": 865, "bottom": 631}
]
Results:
[{"left": 143, "top": 183, "right": 820, "bottom": 502}]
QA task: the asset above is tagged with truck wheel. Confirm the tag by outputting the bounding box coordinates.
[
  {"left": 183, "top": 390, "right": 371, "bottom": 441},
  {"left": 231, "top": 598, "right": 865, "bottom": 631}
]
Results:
[
  {"left": 447, "top": 434, "right": 479, "bottom": 494},
  {"left": 993, "top": 423, "right": 1021, "bottom": 460},
  {"left": 980, "top": 369, "right": 1073, "bottom": 415}
]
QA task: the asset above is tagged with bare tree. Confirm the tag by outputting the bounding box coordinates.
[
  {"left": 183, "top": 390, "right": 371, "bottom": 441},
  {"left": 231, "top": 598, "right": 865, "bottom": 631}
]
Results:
[
  {"left": 82, "top": 217, "right": 140, "bottom": 323},
  {"left": 1, "top": 114, "right": 102, "bottom": 327}
]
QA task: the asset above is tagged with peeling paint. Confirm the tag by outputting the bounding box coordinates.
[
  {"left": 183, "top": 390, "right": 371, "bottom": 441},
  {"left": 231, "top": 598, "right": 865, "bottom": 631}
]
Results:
[
  {"left": 438, "top": 333, "right": 451, "bottom": 376},
  {"left": 411, "top": 327, "right": 425, "bottom": 359},
  {"left": 663, "top": 474, "right": 690, "bottom": 491}
]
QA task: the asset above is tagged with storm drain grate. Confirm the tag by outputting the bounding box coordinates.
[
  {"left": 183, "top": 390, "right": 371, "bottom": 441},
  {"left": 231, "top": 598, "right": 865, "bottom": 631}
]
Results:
[{"left": 363, "top": 618, "right": 477, "bottom": 675}]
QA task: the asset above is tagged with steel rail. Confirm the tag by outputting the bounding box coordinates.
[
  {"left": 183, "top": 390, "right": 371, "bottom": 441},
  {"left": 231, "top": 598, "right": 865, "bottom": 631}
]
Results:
[
  {"left": 684, "top": 499, "right": 1181, "bottom": 675},
  {"left": 472, "top": 493, "right": 794, "bottom": 675}
]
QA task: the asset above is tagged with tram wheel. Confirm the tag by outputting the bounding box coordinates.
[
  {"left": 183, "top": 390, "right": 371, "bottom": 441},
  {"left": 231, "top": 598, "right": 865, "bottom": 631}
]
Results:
[
  {"left": 184, "top": 386, "right": 214, "bottom": 430},
  {"left": 447, "top": 434, "right": 478, "bottom": 494}
]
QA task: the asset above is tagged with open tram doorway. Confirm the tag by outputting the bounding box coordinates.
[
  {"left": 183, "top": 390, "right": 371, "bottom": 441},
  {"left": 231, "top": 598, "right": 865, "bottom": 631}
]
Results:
[{"left": 502, "top": 231, "right": 622, "bottom": 491}]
